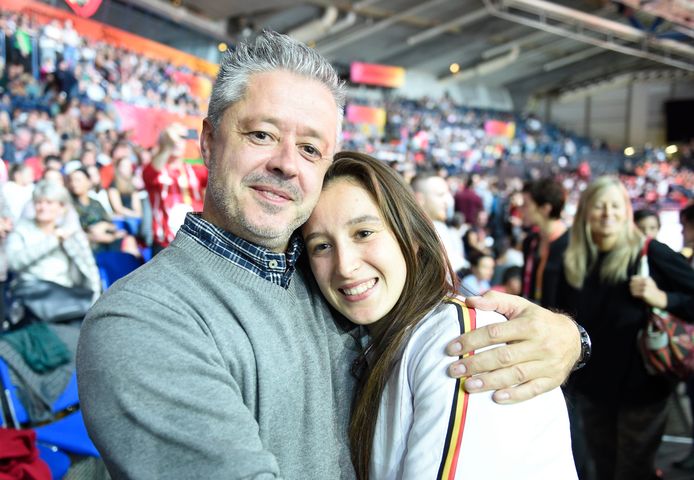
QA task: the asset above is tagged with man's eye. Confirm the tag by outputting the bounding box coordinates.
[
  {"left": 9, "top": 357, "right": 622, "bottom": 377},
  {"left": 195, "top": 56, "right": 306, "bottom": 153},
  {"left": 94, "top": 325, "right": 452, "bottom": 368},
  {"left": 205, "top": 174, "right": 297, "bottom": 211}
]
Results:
[
  {"left": 300, "top": 144, "right": 322, "bottom": 160},
  {"left": 248, "top": 131, "right": 273, "bottom": 143}
]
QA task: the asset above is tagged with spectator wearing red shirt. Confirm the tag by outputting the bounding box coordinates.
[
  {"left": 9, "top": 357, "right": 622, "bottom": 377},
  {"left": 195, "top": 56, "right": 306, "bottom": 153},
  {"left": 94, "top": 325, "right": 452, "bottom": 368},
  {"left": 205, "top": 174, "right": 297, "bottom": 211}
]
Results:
[
  {"left": 143, "top": 124, "right": 207, "bottom": 254},
  {"left": 454, "top": 175, "right": 483, "bottom": 227}
]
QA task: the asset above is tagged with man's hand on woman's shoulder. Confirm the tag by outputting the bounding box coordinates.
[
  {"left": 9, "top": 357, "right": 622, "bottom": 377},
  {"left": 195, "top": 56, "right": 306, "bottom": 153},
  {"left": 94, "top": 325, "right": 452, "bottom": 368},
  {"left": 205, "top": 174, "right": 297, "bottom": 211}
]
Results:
[{"left": 446, "top": 291, "right": 581, "bottom": 404}]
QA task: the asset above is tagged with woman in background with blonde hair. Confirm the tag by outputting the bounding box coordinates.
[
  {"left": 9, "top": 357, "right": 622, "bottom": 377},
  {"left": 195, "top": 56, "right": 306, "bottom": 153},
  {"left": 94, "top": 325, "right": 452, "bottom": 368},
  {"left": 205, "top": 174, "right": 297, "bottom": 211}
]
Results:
[
  {"left": 1, "top": 181, "right": 100, "bottom": 421},
  {"left": 560, "top": 176, "right": 694, "bottom": 480},
  {"left": 7, "top": 180, "right": 101, "bottom": 301}
]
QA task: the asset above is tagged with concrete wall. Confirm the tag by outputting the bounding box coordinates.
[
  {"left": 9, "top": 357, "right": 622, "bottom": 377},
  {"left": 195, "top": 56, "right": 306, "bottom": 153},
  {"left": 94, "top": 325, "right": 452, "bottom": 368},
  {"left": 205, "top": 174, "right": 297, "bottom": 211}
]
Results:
[
  {"left": 531, "top": 75, "right": 694, "bottom": 147},
  {"left": 401, "top": 70, "right": 514, "bottom": 111},
  {"left": 348, "top": 69, "right": 514, "bottom": 111}
]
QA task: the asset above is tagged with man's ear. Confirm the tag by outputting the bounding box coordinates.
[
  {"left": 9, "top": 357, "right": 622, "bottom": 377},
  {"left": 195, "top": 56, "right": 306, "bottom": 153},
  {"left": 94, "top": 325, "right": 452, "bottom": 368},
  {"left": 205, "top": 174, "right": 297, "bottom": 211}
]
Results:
[
  {"left": 540, "top": 203, "right": 552, "bottom": 218},
  {"left": 414, "top": 191, "right": 425, "bottom": 208},
  {"left": 200, "top": 118, "right": 214, "bottom": 168}
]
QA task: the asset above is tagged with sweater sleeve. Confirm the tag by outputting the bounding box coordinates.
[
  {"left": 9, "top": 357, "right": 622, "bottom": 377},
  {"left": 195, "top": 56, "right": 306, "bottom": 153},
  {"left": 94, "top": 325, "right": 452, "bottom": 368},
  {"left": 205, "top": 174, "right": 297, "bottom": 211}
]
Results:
[
  {"left": 6, "top": 224, "right": 61, "bottom": 273},
  {"left": 0, "top": 188, "right": 11, "bottom": 219},
  {"left": 77, "top": 285, "right": 284, "bottom": 480},
  {"left": 62, "top": 230, "right": 101, "bottom": 298},
  {"left": 648, "top": 239, "right": 694, "bottom": 321}
]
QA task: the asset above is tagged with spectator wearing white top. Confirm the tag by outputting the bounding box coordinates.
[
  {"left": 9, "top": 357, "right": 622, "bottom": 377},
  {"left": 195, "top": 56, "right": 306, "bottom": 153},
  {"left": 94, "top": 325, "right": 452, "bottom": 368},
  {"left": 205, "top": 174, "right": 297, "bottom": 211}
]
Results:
[
  {"left": 4, "top": 163, "right": 34, "bottom": 222},
  {"left": 412, "top": 171, "right": 467, "bottom": 274}
]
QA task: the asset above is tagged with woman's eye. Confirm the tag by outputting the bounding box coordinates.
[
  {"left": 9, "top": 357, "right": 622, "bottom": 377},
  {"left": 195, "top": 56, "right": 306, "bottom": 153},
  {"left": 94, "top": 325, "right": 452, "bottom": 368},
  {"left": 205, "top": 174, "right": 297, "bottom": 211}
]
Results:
[
  {"left": 356, "top": 230, "right": 373, "bottom": 239},
  {"left": 311, "top": 243, "right": 330, "bottom": 254}
]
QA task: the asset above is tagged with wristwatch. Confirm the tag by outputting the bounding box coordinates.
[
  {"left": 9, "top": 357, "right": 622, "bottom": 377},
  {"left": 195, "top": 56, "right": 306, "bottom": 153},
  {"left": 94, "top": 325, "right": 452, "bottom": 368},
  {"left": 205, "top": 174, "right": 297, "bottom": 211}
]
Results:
[{"left": 571, "top": 322, "right": 592, "bottom": 371}]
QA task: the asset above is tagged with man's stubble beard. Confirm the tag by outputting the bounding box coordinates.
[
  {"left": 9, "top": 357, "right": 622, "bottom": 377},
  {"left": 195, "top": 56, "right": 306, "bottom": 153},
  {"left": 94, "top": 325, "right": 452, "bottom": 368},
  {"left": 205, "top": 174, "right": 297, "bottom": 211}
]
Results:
[{"left": 206, "top": 155, "right": 311, "bottom": 251}]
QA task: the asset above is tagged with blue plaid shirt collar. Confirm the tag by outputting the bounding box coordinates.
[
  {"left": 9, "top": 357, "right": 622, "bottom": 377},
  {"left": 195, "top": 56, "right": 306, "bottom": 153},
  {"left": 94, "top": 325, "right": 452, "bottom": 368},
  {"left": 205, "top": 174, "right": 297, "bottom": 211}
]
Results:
[{"left": 179, "top": 213, "right": 303, "bottom": 289}]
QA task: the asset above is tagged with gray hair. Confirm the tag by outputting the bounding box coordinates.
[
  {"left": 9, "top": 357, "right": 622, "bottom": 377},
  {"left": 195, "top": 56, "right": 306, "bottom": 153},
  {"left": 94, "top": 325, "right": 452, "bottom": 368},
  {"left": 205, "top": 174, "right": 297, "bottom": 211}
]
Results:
[
  {"left": 33, "top": 180, "right": 71, "bottom": 205},
  {"left": 207, "top": 30, "right": 345, "bottom": 133}
]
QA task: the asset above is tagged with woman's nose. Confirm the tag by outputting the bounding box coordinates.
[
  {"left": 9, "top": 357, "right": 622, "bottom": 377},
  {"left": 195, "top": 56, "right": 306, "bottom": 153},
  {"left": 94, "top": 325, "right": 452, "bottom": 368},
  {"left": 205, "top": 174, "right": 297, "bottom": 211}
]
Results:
[{"left": 335, "top": 246, "right": 360, "bottom": 277}]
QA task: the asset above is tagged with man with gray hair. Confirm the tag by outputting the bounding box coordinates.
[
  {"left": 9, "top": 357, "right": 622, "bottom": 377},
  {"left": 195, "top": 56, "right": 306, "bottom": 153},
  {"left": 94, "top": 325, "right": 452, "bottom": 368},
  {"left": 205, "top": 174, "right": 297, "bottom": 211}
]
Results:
[{"left": 77, "top": 31, "right": 585, "bottom": 478}]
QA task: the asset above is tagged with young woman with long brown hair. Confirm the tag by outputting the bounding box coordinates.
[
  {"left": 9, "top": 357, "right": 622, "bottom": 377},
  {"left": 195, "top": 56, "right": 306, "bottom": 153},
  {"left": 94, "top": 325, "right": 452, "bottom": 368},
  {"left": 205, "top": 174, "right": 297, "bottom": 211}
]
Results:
[{"left": 302, "top": 152, "right": 576, "bottom": 479}]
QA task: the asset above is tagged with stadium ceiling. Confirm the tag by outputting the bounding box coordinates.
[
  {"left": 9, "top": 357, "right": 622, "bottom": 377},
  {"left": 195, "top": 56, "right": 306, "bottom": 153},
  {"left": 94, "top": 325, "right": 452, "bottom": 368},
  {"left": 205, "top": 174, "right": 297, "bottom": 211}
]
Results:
[{"left": 131, "top": 0, "right": 694, "bottom": 102}]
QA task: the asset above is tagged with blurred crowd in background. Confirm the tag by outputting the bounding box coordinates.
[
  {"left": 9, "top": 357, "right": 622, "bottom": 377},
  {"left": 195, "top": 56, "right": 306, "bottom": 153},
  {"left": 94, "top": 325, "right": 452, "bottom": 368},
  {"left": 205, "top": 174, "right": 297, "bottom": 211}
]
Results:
[
  {"left": 0, "top": 11, "right": 691, "bottom": 272},
  {"left": 0, "top": 9, "right": 694, "bottom": 479}
]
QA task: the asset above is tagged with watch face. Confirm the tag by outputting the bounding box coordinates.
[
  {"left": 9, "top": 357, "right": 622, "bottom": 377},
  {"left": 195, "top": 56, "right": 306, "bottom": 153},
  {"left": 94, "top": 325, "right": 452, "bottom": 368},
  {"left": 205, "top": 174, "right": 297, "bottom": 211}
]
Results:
[
  {"left": 580, "top": 331, "right": 591, "bottom": 359},
  {"left": 572, "top": 324, "right": 591, "bottom": 371}
]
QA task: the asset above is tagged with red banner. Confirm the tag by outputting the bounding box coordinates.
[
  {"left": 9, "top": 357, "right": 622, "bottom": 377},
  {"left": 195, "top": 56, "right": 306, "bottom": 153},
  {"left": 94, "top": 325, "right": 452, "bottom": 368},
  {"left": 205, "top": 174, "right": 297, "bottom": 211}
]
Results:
[
  {"left": 65, "top": 0, "right": 102, "bottom": 18},
  {"left": 113, "top": 102, "right": 202, "bottom": 159},
  {"left": 350, "top": 62, "right": 405, "bottom": 88},
  {"left": 171, "top": 71, "right": 213, "bottom": 102},
  {"left": 484, "top": 120, "right": 516, "bottom": 139},
  {"left": 346, "top": 104, "right": 386, "bottom": 127}
]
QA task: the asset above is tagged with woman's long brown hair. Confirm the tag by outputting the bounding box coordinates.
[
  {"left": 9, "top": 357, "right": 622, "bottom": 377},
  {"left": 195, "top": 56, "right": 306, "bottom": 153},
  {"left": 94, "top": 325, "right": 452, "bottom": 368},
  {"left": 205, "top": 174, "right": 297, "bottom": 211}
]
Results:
[{"left": 325, "top": 152, "right": 457, "bottom": 479}]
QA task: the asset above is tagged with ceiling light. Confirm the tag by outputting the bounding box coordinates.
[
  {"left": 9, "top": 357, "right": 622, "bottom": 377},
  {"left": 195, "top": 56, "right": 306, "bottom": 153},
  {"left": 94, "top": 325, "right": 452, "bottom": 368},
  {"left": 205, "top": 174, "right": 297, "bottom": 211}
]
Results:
[
  {"left": 665, "top": 145, "right": 678, "bottom": 155},
  {"left": 449, "top": 63, "right": 460, "bottom": 74},
  {"left": 624, "top": 147, "right": 635, "bottom": 156}
]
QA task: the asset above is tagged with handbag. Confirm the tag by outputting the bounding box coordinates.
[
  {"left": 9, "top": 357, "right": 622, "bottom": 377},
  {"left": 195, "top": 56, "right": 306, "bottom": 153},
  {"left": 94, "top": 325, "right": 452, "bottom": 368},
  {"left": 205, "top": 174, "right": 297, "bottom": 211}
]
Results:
[
  {"left": 636, "top": 237, "right": 694, "bottom": 380},
  {"left": 9, "top": 279, "right": 93, "bottom": 325}
]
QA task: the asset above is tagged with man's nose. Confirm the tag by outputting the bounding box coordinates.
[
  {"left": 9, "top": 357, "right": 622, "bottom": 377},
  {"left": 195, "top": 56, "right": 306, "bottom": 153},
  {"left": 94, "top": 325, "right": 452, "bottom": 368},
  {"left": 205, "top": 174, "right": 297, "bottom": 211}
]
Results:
[{"left": 267, "top": 140, "right": 299, "bottom": 178}]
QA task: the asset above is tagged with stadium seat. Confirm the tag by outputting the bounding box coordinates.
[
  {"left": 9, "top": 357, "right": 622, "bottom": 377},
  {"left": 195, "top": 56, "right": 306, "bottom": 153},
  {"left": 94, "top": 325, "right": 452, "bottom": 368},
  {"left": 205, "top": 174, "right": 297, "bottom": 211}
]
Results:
[
  {"left": 52, "top": 371, "right": 79, "bottom": 414},
  {"left": 140, "top": 246, "right": 153, "bottom": 262},
  {"left": 95, "top": 251, "right": 144, "bottom": 289},
  {"left": 0, "top": 365, "right": 77, "bottom": 425},
  {"left": 34, "top": 411, "right": 100, "bottom": 457},
  {"left": 37, "top": 444, "right": 71, "bottom": 480},
  {"left": 0, "top": 358, "right": 99, "bottom": 457},
  {"left": 112, "top": 217, "right": 142, "bottom": 236},
  {"left": 0, "top": 357, "right": 29, "bottom": 426}
]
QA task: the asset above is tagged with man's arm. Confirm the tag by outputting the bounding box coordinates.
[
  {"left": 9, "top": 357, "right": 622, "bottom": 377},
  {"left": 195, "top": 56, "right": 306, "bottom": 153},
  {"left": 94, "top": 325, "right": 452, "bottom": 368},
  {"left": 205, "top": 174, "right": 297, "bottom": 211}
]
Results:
[
  {"left": 85, "top": 221, "right": 124, "bottom": 244},
  {"left": 77, "top": 287, "right": 283, "bottom": 479},
  {"left": 150, "top": 124, "right": 186, "bottom": 172},
  {"left": 447, "top": 291, "right": 583, "bottom": 404}
]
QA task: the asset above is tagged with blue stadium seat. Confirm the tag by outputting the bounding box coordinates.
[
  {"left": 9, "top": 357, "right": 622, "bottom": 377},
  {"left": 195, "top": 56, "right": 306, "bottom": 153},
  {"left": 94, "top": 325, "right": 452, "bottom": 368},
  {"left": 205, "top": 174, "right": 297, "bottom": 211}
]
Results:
[
  {"left": 140, "top": 246, "right": 153, "bottom": 262},
  {"left": 52, "top": 372, "right": 79, "bottom": 414},
  {"left": 34, "top": 411, "right": 100, "bottom": 457},
  {"left": 95, "top": 251, "right": 144, "bottom": 289},
  {"left": 111, "top": 217, "right": 142, "bottom": 236},
  {"left": 37, "top": 444, "right": 71, "bottom": 480},
  {"left": 0, "top": 358, "right": 99, "bottom": 458},
  {"left": 0, "top": 357, "right": 29, "bottom": 426}
]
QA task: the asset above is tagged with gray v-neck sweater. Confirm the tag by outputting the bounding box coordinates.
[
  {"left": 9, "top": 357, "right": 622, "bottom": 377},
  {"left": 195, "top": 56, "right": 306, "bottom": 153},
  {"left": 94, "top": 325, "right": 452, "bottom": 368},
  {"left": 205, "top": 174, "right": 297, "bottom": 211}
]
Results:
[{"left": 77, "top": 231, "right": 359, "bottom": 479}]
